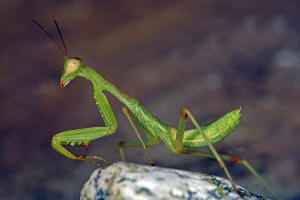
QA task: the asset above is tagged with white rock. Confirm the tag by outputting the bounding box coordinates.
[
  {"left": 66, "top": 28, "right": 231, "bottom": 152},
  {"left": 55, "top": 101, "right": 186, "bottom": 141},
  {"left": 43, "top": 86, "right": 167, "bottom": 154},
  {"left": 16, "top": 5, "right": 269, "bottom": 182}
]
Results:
[{"left": 80, "top": 162, "right": 265, "bottom": 200}]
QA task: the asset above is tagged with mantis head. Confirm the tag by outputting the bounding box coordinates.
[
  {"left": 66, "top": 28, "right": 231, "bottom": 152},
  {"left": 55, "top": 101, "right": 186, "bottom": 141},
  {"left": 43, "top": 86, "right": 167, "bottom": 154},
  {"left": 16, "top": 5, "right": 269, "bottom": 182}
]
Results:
[
  {"left": 32, "top": 19, "right": 81, "bottom": 88},
  {"left": 60, "top": 57, "right": 83, "bottom": 88}
]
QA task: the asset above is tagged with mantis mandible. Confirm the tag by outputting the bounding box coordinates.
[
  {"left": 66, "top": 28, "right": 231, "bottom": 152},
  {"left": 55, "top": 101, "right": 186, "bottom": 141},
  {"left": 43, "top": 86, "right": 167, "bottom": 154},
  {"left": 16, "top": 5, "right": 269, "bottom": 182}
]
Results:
[{"left": 33, "top": 20, "right": 281, "bottom": 200}]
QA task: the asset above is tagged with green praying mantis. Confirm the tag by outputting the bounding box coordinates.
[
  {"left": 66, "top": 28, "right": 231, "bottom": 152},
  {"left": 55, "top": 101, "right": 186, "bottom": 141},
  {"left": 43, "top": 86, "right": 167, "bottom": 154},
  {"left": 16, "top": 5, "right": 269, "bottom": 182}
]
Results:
[{"left": 33, "top": 20, "right": 281, "bottom": 200}]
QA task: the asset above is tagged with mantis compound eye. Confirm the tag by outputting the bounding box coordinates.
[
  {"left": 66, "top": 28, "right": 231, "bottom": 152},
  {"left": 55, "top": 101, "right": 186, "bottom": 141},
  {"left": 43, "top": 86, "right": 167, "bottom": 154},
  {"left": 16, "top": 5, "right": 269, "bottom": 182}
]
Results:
[{"left": 66, "top": 58, "right": 80, "bottom": 74}]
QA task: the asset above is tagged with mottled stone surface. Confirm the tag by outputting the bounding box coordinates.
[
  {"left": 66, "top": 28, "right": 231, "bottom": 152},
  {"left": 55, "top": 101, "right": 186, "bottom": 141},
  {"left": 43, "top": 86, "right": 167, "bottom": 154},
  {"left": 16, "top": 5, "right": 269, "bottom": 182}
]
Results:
[{"left": 81, "top": 162, "right": 264, "bottom": 200}]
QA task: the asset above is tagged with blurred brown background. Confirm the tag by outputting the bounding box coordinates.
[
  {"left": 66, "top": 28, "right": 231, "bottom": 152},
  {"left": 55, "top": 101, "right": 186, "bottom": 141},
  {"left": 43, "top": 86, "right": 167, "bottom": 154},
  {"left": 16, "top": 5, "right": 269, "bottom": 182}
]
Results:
[{"left": 1, "top": 1, "right": 300, "bottom": 199}]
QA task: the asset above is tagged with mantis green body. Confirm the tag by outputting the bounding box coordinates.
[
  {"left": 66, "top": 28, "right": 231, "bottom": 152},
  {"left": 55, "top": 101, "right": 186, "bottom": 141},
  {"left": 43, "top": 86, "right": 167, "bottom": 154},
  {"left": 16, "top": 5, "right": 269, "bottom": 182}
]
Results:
[
  {"left": 55, "top": 60, "right": 241, "bottom": 157},
  {"left": 33, "top": 20, "right": 281, "bottom": 200}
]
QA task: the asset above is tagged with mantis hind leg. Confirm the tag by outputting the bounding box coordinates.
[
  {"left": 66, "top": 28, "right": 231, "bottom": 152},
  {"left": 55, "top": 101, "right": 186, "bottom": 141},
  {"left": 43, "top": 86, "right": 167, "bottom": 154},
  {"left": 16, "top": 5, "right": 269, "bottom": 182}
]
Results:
[
  {"left": 52, "top": 126, "right": 114, "bottom": 167},
  {"left": 174, "top": 108, "right": 242, "bottom": 198},
  {"left": 184, "top": 150, "right": 281, "bottom": 200},
  {"left": 174, "top": 108, "right": 281, "bottom": 200},
  {"left": 118, "top": 107, "right": 159, "bottom": 165}
]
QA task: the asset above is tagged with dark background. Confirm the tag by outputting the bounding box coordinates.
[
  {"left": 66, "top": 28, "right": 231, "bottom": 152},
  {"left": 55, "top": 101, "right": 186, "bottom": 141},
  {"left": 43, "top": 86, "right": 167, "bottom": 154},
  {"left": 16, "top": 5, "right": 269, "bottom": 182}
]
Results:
[{"left": 1, "top": 1, "right": 300, "bottom": 199}]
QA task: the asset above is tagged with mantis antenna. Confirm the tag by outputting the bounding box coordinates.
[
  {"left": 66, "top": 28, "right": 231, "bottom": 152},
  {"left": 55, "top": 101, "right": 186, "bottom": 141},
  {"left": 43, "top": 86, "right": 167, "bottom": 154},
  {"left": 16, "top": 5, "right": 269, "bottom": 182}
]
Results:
[
  {"left": 32, "top": 19, "right": 68, "bottom": 57},
  {"left": 53, "top": 20, "right": 68, "bottom": 57}
]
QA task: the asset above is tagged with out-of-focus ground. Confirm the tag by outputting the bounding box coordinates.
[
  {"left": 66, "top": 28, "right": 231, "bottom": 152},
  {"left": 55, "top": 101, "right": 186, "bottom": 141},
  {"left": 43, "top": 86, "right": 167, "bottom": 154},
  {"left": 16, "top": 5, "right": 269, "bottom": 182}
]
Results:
[{"left": 1, "top": 1, "right": 300, "bottom": 199}]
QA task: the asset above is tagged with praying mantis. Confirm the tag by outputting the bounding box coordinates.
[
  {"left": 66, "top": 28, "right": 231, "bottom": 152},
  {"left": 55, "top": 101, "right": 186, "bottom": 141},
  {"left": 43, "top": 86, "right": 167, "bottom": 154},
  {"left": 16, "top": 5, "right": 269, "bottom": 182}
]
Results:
[{"left": 33, "top": 19, "right": 281, "bottom": 200}]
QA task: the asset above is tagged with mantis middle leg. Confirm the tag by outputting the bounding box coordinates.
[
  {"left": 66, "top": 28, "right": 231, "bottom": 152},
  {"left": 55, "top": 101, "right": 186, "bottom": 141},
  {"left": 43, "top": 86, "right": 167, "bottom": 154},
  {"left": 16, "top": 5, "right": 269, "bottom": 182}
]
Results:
[
  {"left": 51, "top": 89, "right": 117, "bottom": 167},
  {"left": 118, "top": 107, "right": 159, "bottom": 165},
  {"left": 174, "top": 108, "right": 281, "bottom": 200}
]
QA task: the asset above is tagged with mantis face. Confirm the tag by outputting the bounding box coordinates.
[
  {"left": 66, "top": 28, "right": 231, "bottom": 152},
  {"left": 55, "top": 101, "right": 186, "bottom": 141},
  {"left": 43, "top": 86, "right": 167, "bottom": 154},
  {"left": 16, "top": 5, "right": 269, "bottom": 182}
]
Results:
[{"left": 60, "top": 57, "right": 83, "bottom": 88}]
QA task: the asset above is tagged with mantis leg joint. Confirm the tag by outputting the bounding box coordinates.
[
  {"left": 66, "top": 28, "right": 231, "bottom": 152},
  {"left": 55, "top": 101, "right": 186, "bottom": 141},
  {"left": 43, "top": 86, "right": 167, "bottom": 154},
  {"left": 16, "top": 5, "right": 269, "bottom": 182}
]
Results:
[
  {"left": 229, "top": 156, "right": 244, "bottom": 163},
  {"left": 118, "top": 141, "right": 126, "bottom": 148}
]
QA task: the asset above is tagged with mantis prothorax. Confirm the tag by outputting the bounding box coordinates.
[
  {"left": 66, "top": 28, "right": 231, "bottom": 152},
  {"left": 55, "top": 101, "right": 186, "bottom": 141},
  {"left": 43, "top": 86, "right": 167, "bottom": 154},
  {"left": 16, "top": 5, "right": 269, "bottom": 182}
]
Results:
[{"left": 33, "top": 19, "right": 281, "bottom": 200}]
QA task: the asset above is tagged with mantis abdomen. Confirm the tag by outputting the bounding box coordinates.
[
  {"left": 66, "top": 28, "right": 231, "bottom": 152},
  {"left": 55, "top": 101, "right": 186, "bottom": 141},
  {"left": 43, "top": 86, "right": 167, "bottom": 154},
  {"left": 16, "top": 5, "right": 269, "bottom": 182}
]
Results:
[
  {"left": 182, "top": 107, "right": 242, "bottom": 148},
  {"left": 128, "top": 101, "right": 241, "bottom": 150}
]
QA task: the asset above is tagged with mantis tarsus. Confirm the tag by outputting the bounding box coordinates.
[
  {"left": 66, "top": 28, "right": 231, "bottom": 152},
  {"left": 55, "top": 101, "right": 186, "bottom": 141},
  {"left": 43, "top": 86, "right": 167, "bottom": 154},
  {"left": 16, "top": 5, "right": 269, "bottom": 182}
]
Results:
[{"left": 33, "top": 19, "right": 281, "bottom": 200}]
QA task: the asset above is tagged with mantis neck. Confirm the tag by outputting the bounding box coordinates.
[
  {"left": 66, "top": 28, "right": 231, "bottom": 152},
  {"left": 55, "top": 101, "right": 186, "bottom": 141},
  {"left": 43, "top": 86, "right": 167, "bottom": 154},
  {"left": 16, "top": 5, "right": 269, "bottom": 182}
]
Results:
[{"left": 79, "top": 66, "right": 138, "bottom": 107}]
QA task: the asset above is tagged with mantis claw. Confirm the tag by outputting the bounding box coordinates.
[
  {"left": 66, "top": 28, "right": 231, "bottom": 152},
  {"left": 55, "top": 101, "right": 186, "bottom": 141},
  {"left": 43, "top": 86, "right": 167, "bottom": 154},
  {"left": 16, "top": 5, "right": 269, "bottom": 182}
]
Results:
[{"left": 84, "top": 155, "right": 111, "bottom": 166}]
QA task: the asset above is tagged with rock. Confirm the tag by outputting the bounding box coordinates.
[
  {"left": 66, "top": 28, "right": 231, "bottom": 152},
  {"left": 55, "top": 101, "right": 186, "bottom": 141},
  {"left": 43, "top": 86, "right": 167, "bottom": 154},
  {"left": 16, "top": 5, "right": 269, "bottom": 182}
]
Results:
[{"left": 80, "top": 162, "right": 265, "bottom": 200}]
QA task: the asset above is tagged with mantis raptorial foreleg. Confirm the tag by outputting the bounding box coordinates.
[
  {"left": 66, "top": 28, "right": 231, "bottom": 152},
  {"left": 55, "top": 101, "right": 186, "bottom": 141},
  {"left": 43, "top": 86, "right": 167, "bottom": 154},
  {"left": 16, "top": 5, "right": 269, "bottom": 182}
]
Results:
[
  {"left": 174, "top": 108, "right": 280, "bottom": 200},
  {"left": 51, "top": 127, "right": 111, "bottom": 167},
  {"left": 51, "top": 89, "right": 117, "bottom": 167},
  {"left": 118, "top": 107, "right": 158, "bottom": 165}
]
